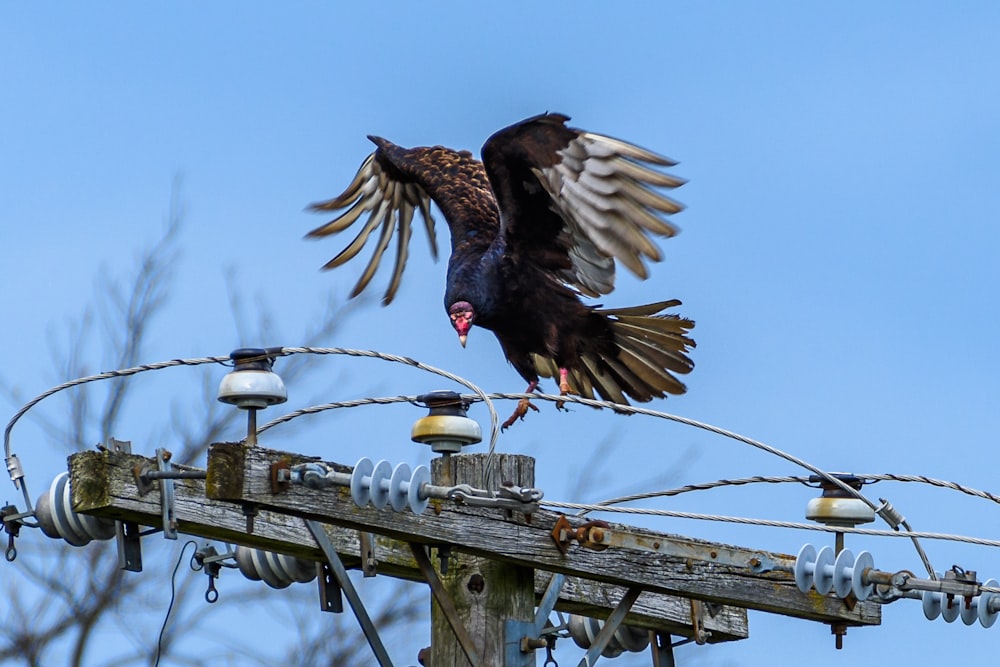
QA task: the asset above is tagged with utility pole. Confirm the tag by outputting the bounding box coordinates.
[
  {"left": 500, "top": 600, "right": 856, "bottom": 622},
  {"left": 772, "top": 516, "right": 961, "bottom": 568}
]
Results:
[
  {"left": 67, "top": 434, "right": 881, "bottom": 665},
  {"left": 426, "top": 453, "right": 535, "bottom": 666}
]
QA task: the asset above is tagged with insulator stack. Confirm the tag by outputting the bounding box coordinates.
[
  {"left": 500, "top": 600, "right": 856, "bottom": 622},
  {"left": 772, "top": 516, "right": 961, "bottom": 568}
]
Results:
[
  {"left": 794, "top": 544, "right": 874, "bottom": 600},
  {"left": 923, "top": 576, "right": 999, "bottom": 627},
  {"left": 351, "top": 458, "right": 431, "bottom": 514},
  {"left": 34, "top": 472, "right": 116, "bottom": 546},
  {"left": 234, "top": 545, "right": 316, "bottom": 589},
  {"left": 567, "top": 614, "right": 649, "bottom": 658}
]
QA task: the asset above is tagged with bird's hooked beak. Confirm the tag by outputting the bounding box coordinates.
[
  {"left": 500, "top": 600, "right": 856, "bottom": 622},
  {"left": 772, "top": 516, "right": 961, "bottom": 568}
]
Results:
[{"left": 448, "top": 301, "right": 475, "bottom": 349}]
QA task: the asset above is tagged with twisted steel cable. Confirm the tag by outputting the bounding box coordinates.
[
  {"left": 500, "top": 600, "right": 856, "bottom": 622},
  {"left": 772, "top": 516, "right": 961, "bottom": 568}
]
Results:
[
  {"left": 540, "top": 499, "right": 1000, "bottom": 550},
  {"left": 9, "top": 352, "right": 997, "bottom": 570}
]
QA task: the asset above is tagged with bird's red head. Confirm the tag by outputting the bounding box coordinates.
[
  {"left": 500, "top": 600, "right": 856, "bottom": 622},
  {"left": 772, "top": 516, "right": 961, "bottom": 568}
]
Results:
[{"left": 448, "top": 301, "right": 475, "bottom": 348}]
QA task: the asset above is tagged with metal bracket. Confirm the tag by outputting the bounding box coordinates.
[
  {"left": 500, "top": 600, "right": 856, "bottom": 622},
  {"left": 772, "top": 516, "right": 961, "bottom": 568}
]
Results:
[
  {"left": 551, "top": 515, "right": 789, "bottom": 577},
  {"left": 132, "top": 448, "right": 178, "bottom": 539},
  {"left": 505, "top": 573, "right": 568, "bottom": 666},
  {"left": 116, "top": 520, "right": 143, "bottom": 572},
  {"left": 360, "top": 531, "right": 378, "bottom": 577},
  {"left": 317, "top": 561, "right": 344, "bottom": 613},
  {"left": 104, "top": 437, "right": 132, "bottom": 454},
  {"left": 688, "top": 599, "right": 711, "bottom": 645},
  {"left": 504, "top": 620, "right": 537, "bottom": 667},
  {"left": 110, "top": 440, "right": 142, "bottom": 570},
  {"left": 155, "top": 448, "right": 177, "bottom": 539}
]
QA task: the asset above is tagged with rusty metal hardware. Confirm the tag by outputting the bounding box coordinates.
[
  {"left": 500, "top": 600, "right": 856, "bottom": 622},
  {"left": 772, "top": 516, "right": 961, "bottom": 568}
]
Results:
[
  {"left": 270, "top": 459, "right": 292, "bottom": 493},
  {"left": 550, "top": 515, "right": 610, "bottom": 554},
  {"left": 689, "top": 599, "right": 711, "bottom": 645}
]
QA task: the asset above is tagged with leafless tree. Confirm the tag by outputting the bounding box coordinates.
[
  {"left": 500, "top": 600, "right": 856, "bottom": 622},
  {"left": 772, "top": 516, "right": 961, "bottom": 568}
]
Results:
[{"left": 0, "top": 195, "right": 423, "bottom": 666}]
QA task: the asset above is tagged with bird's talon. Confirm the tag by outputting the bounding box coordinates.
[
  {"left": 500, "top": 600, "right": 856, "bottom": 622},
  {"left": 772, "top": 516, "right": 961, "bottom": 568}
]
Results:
[
  {"left": 501, "top": 397, "right": 537, "bottom": 430},
  {"left": 556, "top": 376, "right": 576, "bottom": 411}
]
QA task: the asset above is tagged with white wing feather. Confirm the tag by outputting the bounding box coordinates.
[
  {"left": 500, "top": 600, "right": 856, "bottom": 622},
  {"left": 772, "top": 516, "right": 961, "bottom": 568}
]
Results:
[
  {"left": 534, "top": 132, "right": 685, "bottom": 296},
  {"left": 307, "top": 152, "right": 436, "bottom": 304}
]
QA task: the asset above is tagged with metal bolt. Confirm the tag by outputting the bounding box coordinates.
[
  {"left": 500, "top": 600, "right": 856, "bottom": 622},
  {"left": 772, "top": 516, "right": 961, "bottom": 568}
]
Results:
[
  {"left": 831, "top": 622, "right": 847, "bottom": 649},
  {"left": 437, "top": 545, "right": 452, "bottom": 574},
  {"left": 520, "top": 637, "right": 548, "bottom": 652}
]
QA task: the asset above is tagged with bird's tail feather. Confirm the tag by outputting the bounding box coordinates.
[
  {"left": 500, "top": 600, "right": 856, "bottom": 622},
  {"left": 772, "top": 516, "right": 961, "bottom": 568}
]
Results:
[{"left": 531, "top": 300, "right": 695, "bottom": 404}]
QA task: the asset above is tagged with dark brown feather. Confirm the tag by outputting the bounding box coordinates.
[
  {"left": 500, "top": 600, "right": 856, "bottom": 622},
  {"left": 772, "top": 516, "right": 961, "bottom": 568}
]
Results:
[{"left": 307, "top": 113, "right": 695, "bottom": 406}]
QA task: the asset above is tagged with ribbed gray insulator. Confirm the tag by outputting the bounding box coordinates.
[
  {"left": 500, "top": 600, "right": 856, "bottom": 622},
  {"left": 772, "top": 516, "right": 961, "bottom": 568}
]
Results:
[
  {"left": 567, "top": 614, "right": 650, "bottom": 657},
  {"left": 35, "top": 472, "right": 116, "bottom": 547},
  {"left": 234, "top": 545, "right": 317, "bottom": 589}
]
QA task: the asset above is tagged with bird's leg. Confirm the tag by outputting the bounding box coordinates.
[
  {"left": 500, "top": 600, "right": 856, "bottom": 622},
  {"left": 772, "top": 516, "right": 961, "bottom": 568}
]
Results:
[
  {"left": 501, "top": 380, "right": 540, "bottom": 430},
  {"left": 556, "top": 368, "right": 575, "bottom": 411}
]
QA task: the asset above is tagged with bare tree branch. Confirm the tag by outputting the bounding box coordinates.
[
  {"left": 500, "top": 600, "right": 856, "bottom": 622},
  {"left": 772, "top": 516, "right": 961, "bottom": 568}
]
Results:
[{"left": 0, "top": 190, "right": 422, "bottom": 666}]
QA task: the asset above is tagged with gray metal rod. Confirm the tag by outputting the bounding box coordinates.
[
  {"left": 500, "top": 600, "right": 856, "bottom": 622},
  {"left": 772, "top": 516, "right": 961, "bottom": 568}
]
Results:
[
  {"left": 306, "top": 519, "right": 394, "bottom": 667},
  {"left": 534, "top": 573, "right": 566, "bottom": 635},
  {"left": 577, "top": 587, "right": 642, "bottom": 667},
  {"left": 409, "top": 542, "right": 484, "bottom": 667},
  {"left": 141, "top": 470, "right": 208, "bottom": 481}
]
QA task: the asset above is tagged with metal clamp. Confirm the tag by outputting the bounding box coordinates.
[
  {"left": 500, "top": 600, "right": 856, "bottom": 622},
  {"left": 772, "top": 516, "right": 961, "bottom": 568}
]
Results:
[
  {"left": 2, "top": 504, "right": 21, "bottom": 561},
  {"left": 451, "top": 484, "right": 543, "bottom": 515},
  {"left": 133, "top": 449, "right": 180, "bottom": 539},
  {"left": 192, "top": 544, "right": 228, "bottom": 603}
]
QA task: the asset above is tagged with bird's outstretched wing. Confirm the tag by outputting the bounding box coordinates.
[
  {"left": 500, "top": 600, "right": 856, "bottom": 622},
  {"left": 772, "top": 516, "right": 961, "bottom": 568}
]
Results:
[
  {"left": 481, "top": 113, "right": 685, "bottom": 297},
  {"left": 306, "top": 145, "right": 438, "bottom": 305}
]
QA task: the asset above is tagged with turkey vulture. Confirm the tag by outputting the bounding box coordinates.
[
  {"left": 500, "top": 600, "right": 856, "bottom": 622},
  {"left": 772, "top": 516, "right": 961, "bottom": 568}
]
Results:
[{"left": 307, "top": 113, "right": 695, "bottom": 428}]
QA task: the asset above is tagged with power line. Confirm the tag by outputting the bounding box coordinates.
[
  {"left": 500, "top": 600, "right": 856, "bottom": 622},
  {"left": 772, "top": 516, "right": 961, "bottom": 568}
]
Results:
[
  {"left": 540, "top": 500, "right": 1000, "bottom": 549},
  {"left": 582, "top": 473, "right": 1000, "bottom": 512},
  {"left": 13, "top": 349, "right": 999, "bottom": 582}
]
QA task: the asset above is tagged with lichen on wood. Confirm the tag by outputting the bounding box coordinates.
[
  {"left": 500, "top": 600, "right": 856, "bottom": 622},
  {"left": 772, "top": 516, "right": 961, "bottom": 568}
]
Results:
[
  {"left": 205, "top": 442, "right": 250, "bottom": 500},
  {"left": 69, "top": 450, "right": 113, "bottom": 511}
]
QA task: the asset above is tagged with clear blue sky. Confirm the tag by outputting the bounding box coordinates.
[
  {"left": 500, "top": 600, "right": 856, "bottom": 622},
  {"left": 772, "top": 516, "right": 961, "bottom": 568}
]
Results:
[{"left": 3, "top": 3, "right": 1000, "bottom": 665}]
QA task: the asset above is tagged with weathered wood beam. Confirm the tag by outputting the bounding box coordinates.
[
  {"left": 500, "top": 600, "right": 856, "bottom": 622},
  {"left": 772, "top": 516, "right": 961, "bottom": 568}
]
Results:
[
  {"left": 201, "top": 443, "right": 879, "bottom": 628},
  {"left": 68, "top": 448, "right": 749, "bottom": 642}
]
